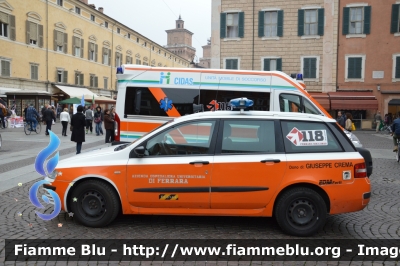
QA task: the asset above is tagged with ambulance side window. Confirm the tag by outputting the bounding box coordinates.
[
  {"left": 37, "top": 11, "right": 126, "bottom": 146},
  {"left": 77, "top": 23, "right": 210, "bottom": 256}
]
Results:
[
  {"left": 302, "top": 97, "right": 321, "bottom": 115},
  {"left": 124, "top": 87, "right": 200, "bottom": 117},
  {"left": 279, "top": 94, "right": 302, "bottom": 113},
  {"left": 145, "top": 120, "right": 216, "bottom": 156},
  {"left": 281, "top": 121, "right": 342, "bottom": 153}
]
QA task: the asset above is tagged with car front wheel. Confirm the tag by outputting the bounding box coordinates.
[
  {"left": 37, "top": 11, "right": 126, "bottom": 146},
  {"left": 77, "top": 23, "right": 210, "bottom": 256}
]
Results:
[
  {"left": 275, "top": 187, "right": 327, "bottom": 237},
  {"left": 69, "top": 180, "right": 120, "bottom": 227}
]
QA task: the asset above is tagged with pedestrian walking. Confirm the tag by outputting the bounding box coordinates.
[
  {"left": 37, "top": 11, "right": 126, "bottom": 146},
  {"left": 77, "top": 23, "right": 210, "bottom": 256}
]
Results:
[
  {"left": 94, "top": 106, "right": 104, "bottom": 136},
  {"left": 345, "top": 112, "right": 353, "bottom": 132},
  {"left": 337, "top": 111, "right": 345, "bottom": 128},
  {"left": 60, "top": 108, "right": 70, "bottom": 137},
  {"left": 85, "top": 106, "right": 94, "bottom": 134},
  {"left": 71, "top": 105, "right": 86, "bottom": 154},
  {"left": 43, "top": 106, "right": 56, "bottom": 136},
  {"left": 375, "top": 111, "right": 382, "bottom": 133},
  {"left": 0, "top": 102, "right": 6, "bottom": 128},
  {"left": 104, "top": 109, "right": 114, "bottom": 143},
  {"left": 110, "top": 106, "right": 116, "bottom": 142}
]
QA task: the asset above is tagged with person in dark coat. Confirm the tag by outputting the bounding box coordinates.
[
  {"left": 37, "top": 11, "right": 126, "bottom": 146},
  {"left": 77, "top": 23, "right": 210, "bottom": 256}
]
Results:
[
  {"left": 104, "top": 109, "right": 114, "bottom": 143},
  {"left": 71, "top": 105, "right": 86, "bottom": 154},
  {"left": 43, "top": 106, "right": 56, "bottom": 136}
]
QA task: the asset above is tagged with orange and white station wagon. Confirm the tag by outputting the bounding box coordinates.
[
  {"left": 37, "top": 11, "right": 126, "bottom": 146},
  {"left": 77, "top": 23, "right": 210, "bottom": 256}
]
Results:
[{"left": 50, "top": 98, "right": 372, "bottom": 236}]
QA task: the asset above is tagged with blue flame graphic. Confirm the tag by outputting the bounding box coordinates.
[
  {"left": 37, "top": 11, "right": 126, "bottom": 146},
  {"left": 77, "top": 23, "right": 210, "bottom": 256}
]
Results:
[
  {"left": 29, "top": 130, "right": 62, "bottom": 220},
  {"left": 35, "top": 130, "right": 60, "bottom": 176}
]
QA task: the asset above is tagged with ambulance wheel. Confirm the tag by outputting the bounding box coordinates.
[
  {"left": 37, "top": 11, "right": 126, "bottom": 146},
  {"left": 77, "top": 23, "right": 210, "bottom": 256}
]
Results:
[
  {"left": 69, "top": 180, "right": 120, "bottom": 227},
  {"left": 275, "top": 187, "right": 326, "bottom": 237}
]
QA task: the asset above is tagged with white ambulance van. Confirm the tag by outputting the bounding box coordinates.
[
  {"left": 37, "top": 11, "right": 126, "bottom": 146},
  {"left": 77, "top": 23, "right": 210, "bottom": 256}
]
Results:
[{"left": 114, "top": 65, "right": 362, "bottom": 147}]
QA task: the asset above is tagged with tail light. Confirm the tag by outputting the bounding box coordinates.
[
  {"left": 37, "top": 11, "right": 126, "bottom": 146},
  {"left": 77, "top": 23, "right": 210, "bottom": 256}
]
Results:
[
  {"left": 114, "top": 112, "right": 120, "bottom": 141},
  {"left": 354, "top": 163, "right": 367, "bottom": 178}
]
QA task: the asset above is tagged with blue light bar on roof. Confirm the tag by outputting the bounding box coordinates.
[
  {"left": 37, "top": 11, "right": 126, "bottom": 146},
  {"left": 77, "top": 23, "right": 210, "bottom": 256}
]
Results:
[
  {"left": 116, "top": 67, "right": 123, "bottom": 74},
  {"left": 229, "top": 97, "right": 254, "bottom": 109}
]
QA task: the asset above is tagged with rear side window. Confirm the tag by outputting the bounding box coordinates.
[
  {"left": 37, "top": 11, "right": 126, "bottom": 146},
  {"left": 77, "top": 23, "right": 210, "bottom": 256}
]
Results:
[
  {"left": 281, "top": 121, "right": 343, "bottom": 153},
  {"left": 218, "top": 120, "right": 279, "bottom": 154}
]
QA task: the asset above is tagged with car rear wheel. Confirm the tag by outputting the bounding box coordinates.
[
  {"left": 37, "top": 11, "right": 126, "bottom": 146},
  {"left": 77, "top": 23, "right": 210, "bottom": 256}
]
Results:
[
  {"left": 69, "top": 180, "right": 120, "bottom": 227},
  {"left": 275, "top": 187, "right": 327, "bottom": 237}
]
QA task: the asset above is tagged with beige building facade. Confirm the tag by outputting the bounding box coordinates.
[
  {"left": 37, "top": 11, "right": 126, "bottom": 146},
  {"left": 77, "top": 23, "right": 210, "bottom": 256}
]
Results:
[
  {"left": 199, "top": 39, "right": 211, "bottom": 68},
  {"left": 0, "top": 0, "right": 189, "bottom": 114},
  {"left": 211, "top": 0, "right": 338, "bottom": 93}
]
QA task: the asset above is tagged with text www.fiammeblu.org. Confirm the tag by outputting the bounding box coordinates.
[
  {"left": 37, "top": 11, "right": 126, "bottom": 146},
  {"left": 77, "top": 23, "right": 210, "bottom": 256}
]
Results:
[{"left": 122, "top": 244, "right": 400, "bottom": 259}]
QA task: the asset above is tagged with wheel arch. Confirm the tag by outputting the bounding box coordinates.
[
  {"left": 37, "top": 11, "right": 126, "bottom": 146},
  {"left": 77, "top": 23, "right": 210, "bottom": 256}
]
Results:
[
  {"left": 272, "top": 183, "right": 331, "bottom": 216},
  {"left": 64, "top": 175, "right": 122, "bottom": 213}
]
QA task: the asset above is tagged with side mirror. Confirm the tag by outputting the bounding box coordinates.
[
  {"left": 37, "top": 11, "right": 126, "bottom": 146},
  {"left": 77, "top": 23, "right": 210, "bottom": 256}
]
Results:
[{"left": 134, "top": 146, "right": 146, "bottom": 157}]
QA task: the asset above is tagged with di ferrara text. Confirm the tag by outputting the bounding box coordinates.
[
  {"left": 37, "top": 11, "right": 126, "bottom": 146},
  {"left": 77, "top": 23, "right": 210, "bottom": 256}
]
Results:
[{"left": 14, "top": 244, "right": 400, "bottom": 258}]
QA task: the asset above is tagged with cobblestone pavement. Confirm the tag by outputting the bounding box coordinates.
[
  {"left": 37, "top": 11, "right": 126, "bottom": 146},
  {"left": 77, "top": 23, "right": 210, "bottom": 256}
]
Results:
[{"left": 0, "top": 130, "right": 400, "bottom": 265}]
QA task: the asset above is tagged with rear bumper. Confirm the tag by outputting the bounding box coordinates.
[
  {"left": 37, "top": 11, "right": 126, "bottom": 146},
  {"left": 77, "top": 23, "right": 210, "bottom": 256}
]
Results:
[{"left": 328, "top": 177, "right": 371, "bottom": 214}]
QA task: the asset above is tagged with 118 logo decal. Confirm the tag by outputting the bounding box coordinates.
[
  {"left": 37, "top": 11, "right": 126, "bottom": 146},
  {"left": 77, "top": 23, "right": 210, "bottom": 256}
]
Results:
[{"left": 29, "top": 130, "right": 61, "bottom": 220}]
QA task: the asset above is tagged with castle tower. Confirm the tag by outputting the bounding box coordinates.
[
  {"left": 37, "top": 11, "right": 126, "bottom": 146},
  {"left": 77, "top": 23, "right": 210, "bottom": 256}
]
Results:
[{"left": 165, "top": 15, "right": 196, "bottom": 62}]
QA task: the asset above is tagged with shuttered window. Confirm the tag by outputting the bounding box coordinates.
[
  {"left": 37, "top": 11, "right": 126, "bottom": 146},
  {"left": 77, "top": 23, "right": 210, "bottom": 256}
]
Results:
[
  {"left": 56, "top": 69, "right": 68, "bottom": 83},
  {"left": 104, "top": 77, "right": 108, "bottom": 90},
  {"left": 30, "top": 64, "right": 39, "bottom": 80},
  {"left": 391, "top": 4, "right": 400, "bottom": 33},
  {"left": 26, "top": 21, "right": 43, "bottom": 47},
  {"left": 102, "top": 47, "right": 111, "bottom": 65},
  {"left": 75, "top": 72, "right": 84, "bottom": 86},
  {"left": 347, "top": 57, "right": 362, "bottom": 79},
  {"left": 54, "top": 30, "right": 67, "bottom": 53},
  {"left": 115, "top": 52, "right": 122, "bottom": 67},
  {"left": 263, "top": 58, "right": 282, "bottom": 71},
  {"left": 90, "top": 75, "right": 98, "bottom": 88},
  {"left": 220, "top": 12, "right": 244, "bottom": 38},
  {"left": 225, "top": 59, "right": 238, "bottom": 70},
  {"left": 136, "top": 59, "right": 141, "bottom": 65},
  {"left": 303, "top": 58, "right": 317, "bottom": 79},
  {"left": 0, "top": 12, "right": 14, "bottom": 40},
  {"left": 298, "top": 9, "right": 324, "bottom": 36},
  {"left": 395, "top": 56, "right": 400, "bottom": 79},
  {"left": 126, "top": 55, "right": 132, "bottom": 64},
  {"left": 1, "top": 60, "right": 11, "bottom": 77},
  {"left": 72, "top": 36, "right": 83, "bottom": 57},
  {"left": 343, "top": 6, "right": 371, "bottom": 35},
  {"left": 88, "top": 42, "right": 98, "bottom": 61}
]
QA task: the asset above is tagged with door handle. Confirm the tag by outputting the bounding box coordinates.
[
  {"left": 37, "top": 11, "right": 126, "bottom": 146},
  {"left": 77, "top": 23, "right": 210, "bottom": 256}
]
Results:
[
  {"left": 260, "top": 159, "right": 281, "bottom": 163},
  {"left": 189, "top": 161, "right": 209, "bottom": 165}
]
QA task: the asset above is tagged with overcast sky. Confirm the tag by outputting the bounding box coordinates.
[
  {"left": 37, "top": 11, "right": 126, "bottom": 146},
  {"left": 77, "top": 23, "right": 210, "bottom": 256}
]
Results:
[{"left": 92, "top": 0, "right": 211, "bottom": 62}]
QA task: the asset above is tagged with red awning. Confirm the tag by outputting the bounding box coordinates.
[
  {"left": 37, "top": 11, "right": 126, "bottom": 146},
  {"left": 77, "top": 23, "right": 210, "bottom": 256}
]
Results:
[
  {"left": 329, "top": 92, "right": 378, "bottom": 110},
  {"left": 308, "top": 93, "right": 330, "bottom": 110}
]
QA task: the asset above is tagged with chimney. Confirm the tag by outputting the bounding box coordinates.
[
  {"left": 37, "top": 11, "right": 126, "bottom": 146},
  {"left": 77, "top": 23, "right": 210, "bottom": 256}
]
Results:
[
  {"left": 98, "top": 7, "right": 104, "bottom": 13},
  {"left": 80, "top": 0, "right": 88, "bottom": 4},
  {"left": 89, "top": 4, "right": 96, "bottom": 9}
]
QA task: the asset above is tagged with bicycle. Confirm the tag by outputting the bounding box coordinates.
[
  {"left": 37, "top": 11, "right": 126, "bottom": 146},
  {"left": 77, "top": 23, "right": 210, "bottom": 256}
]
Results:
[
  {"left": 380, "top": 124, "right": 392, "bottom": 134},
  {"left": 24, "top": 119, "right": 42, "bottom": 135}
]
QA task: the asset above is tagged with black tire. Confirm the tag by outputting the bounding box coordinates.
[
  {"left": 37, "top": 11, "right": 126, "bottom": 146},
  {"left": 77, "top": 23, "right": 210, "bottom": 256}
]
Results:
[
  {"left": 274, "top": 187, "right": 327, "bottom": 237},
  {"left": 24, "top": 123, "right": 31, "bottom": 135},
  {"left": 69, "top": 180, "right": 120, "bottom": 227},
  {"left": 35, "top": 123, "right": 41, "bottom": 134}
]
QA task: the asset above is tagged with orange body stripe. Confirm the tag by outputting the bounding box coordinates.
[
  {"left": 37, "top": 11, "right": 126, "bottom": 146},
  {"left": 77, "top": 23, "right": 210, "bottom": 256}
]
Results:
[{"left": 148, "top": 88, "right": 181, "bottom": 117}]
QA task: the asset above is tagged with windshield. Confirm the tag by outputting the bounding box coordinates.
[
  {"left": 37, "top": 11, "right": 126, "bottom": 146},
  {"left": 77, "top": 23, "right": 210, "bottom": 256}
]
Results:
[{"left": 127, "top": 119, "right": 174, "bottom": 147}]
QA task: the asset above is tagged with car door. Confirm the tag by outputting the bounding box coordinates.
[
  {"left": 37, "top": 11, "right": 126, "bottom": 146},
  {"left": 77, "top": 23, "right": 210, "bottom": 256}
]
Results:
[
  {"left": 211, "top": 119, "right": 287, "bottom": 209},
  {"left": 126, "top": 119, "right": 219, "bottom": 209}
]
